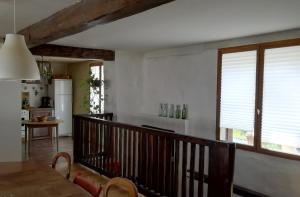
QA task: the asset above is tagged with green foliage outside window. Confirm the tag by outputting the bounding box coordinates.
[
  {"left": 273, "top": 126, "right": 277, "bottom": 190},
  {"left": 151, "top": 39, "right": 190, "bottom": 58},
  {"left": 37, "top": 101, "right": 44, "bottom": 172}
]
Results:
[
  {"left": 80, "top": 70, "right": 105, "bottom": 114},
  {"left": 232, "top": 129, "right": 248, "bottom": 141},
  {"left": 232, "top": 128, "right": 283, "bottom": 152}
]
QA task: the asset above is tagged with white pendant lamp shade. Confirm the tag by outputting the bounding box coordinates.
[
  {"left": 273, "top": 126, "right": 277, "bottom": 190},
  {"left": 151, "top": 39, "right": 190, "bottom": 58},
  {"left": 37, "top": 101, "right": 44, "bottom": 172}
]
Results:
[{"left": 0, "top": 34, "right": 40, "bottom": 80}]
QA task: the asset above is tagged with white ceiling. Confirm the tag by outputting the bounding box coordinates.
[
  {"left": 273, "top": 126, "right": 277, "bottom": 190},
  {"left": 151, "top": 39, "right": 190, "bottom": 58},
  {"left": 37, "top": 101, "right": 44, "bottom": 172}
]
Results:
[
  {"left": 1, "top": 0, "right": 300, "bottom": 51},
  {"left": 0, "top": 0, "right": 79, "bottom": 35}
]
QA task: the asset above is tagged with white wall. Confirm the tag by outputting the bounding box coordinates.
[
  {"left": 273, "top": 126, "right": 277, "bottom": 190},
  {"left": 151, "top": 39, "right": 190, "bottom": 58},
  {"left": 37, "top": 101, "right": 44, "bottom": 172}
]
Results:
[
  {"left": 103, "top": 60, "right": 116, "bottom": 113},
  {"left": 21, "top": 83, "right": 48, "bottom": 107},
  {"left": 111, "top": 29, "right": 300, "bottom": 197},
  {"left": 0, "top": 42, "right": 22, "bottom": 162},
  {"left": 113, "top": 51, "right": 144, "bottom": 124},
  {"left": 142, "top": 47, "right": 217, "bottom": 139},
  {"left": 0, "top": 81, "right": 22, "bottom": 162}
]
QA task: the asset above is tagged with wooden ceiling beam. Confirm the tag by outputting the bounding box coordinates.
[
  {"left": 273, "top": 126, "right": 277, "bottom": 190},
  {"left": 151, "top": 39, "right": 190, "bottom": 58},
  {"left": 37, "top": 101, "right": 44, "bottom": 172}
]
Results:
[
  {"left": 18, "top": 0, "right": 174, "bottom": 47},
  {"left": 30, "top": 44, "right": 115, "bottom": 61}
]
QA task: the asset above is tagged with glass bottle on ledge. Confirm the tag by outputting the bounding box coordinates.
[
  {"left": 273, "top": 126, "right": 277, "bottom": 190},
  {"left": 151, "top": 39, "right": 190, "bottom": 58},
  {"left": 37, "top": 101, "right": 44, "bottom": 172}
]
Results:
[
  {"left": 159, "top": 103, "right": 163, "bottom": 117},
  {"left": 169, "top": 104, "right": 175, "bottom": 118},
  {"left": 175, "top": 105, "right": 181, "bottom": 119},
  {"left": 163, "top": 103, "right": 169, "bottom": 117},
  {"left": 182, "top": 104, "right": 188, "bottom": 119}
]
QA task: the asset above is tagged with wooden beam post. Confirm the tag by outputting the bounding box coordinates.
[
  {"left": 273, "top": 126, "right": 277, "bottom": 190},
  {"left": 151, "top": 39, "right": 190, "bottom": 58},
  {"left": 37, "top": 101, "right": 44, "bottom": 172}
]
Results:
[
  {"left": 18, "top": 0, "right": 175, "bottom": 46},
  {"left": 30, "top": 44, "right": 115, "bottom": 61}
]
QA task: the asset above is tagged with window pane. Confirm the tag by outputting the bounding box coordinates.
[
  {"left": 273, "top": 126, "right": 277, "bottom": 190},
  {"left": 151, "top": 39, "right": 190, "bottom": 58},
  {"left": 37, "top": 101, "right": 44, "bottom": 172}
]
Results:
[
  {"left": 90, "top": 66, "right": 104, "bottom": 114},
  {"left": 91, "top": 66, "right": 100, "bottom": 80},
  {"left": 220, "top": 50, "right": 257, "bottom": 145},
  {"left": 100, "top": 65, "right": 104, "bottom": 113},
  {"left": 262, "top": 45, "right": 300, "bottom": 155}
]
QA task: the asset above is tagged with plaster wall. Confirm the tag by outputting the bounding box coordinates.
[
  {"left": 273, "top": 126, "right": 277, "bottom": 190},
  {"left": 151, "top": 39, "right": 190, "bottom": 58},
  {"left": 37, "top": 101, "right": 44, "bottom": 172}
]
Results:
[
  {"left": 111, "top": 29, "right": 300, "bottom": 196},
  {"left": 0, "top": 42, "right": 22, "bottom": 162},
  {"left": 67, "top": 60, "right": 116, "bottom": 115},
  {"left": 113, "top": 51, "right": 144, "bottom": 123},
  {"left": 51, "top": 62, "right": 68, "bottom": 75},
  {"left": 67, "top": 61, "right": 91, "bottom": 114},
  {"left": 0, "top": 81, "right": 22, "bottom": 162}
]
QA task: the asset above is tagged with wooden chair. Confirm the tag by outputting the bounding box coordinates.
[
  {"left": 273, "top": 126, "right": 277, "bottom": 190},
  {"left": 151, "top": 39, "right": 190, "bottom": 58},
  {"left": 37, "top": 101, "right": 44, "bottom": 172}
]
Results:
[
  {"left": 102, "top": 177, "right": 138, "bottom": 197},
  {"left": 51, "top": 152, "right": 71, "bottom": 179}
]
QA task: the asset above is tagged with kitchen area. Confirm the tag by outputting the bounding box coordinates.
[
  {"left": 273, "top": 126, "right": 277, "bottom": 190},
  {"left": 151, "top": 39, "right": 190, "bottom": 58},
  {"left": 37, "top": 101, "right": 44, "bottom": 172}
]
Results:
[
  {"left": 20, "top": 60, "right": 73, "bottom": 143},
  {"left": 18, "top": 56, "right": 104, "bottom": 157}
]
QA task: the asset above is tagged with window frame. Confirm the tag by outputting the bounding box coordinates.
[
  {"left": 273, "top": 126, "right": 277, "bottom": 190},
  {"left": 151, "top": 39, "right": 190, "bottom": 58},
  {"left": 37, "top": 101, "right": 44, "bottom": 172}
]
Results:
[
  {"left": 89, "top": 63, "right": 104, "bottom": 114},
  {"left": 216, "top": 38, "right": 300, "bottom": 161}
]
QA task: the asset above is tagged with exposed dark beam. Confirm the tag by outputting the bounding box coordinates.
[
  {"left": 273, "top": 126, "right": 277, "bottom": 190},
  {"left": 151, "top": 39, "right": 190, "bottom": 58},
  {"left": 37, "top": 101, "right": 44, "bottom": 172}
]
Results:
[
  {"left": 18, "top": 0, "right": 175, "bottom": 46},
  {"left": 30, "top": 44, "right": 115, "bottom": 61}
]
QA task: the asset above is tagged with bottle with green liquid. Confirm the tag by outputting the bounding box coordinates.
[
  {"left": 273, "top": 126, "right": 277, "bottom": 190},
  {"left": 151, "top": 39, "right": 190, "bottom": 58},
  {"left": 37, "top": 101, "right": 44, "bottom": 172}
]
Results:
[
  {"left": 182, "top": 104, "right": 188, "bottom": 119},
  {"left": 175, "top": 105, "right": 181, "bottom": 119}
]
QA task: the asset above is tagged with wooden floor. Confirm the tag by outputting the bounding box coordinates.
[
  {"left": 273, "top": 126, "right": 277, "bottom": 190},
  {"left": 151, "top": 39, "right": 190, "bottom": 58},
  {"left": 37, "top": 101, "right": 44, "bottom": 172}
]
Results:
[
  {"left": 23, "top": 137, "right": 141, "bottom": 197},
  {"left": 23, "top": 137, "right": 73, "bottom": 163},
  {"left": 23, "top": 137, "right": 109, "bottom": 186}
]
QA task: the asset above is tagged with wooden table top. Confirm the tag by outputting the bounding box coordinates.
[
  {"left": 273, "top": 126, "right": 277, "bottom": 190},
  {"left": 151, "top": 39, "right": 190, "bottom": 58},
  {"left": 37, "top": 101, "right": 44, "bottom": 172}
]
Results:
[
  {"left": 0, "top": 161, "right": 90, "bottom": 197},
  {"left": 22, "top": 119, "right": 63, "bottom": 125}
]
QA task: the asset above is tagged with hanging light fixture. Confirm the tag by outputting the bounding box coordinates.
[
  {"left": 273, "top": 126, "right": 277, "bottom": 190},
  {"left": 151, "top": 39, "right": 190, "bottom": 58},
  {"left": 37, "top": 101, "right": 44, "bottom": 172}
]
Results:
[{"left": 0, "top": 0, "right": 40, "bottom": 80}]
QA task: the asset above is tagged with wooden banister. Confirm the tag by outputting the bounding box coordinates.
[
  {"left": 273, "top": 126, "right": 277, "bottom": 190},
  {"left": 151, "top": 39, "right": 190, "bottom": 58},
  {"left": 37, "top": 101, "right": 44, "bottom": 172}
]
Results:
[
  {"left": 89, "top": 113, "right": 114, "bottom": 121},
  {"left": 73, "top": 114, "right": 236, "bottom": 197}
]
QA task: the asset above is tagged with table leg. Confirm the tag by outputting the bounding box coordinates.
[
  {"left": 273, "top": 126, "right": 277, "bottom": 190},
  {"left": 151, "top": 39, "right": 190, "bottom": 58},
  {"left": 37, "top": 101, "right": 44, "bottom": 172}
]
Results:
[
  {"left": 50, "top": 127, "right": 53, "bottom": 144},
  {"left": 56, "top": 125, "right": 59, "bottom": 152},
  {"left": 28, "top": 128, "right": 32, "bottom": 156},
  {"left": 25, "top": 126, "right": 27, "bottom": 155}
]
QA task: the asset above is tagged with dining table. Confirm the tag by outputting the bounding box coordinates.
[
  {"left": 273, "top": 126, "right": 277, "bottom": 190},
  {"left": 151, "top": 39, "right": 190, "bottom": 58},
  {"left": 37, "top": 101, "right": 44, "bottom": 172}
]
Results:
[
  {"left": 0, "top": 161, "right": 90, "bottom": 197},
  {"left": 22, "top": 119, "right": 63, "bottom": 155}
]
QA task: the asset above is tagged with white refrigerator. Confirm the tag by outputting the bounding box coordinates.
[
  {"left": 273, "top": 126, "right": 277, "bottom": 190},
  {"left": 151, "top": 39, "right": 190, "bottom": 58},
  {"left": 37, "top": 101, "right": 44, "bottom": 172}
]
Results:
[{"left": 49, "top": 79, "right": 72, "bottom": 136}]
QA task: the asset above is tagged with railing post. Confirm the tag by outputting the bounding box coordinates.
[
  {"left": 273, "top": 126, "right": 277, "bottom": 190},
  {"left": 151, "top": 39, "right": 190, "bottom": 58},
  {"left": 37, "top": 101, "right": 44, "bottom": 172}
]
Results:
[
  {"left": 207, "top": 142, "right": 236, "bottom": 197},
  {"left": 73, "top": 116, "right": 79, "bottom": 163}
]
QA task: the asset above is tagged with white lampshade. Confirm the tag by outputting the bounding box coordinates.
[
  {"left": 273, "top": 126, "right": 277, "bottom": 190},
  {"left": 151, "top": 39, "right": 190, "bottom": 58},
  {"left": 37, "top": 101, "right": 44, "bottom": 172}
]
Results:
[{"left": 0, "top": 34, "right": 40, "bottom": 80}]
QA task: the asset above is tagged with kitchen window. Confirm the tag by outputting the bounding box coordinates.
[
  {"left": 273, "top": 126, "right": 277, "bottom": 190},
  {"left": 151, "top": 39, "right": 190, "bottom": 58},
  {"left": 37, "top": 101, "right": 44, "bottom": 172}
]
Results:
[
  {"left": 216, "top": 38, "right": 300, "bottom": 160},
  {"left": 90, "top": 64, "right": 104, "bottom": 114}
]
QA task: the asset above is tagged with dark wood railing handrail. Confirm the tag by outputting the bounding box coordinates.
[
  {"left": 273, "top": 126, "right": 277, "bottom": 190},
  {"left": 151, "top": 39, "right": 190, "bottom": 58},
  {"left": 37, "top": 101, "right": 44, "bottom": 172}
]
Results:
[
  {"left": 75, "top": 114, "right": 232, "bottom": 147},
  {"left": 73, "top": 114, "right": 236, "bottom": 197},
  {"left": 80, "top": 113, "right": 114, "bottom": 121}
]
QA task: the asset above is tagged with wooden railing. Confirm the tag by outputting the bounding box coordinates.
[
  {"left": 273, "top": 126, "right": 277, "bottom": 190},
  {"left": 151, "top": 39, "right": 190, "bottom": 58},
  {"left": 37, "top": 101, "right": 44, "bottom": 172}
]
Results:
[
  {"left": 73, "top": 114, "right": 236, "bottom": 197},
  {"left": 89, "top": 113, "right": 114, "bottom": 121}
]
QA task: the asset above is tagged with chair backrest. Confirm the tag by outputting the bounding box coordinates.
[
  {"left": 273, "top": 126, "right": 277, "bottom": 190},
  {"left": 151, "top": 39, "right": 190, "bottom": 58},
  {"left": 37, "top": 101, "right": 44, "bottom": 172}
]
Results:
[
  {"left": 51, "top": 152, "right": 71, "bottom": 179},
  {"left": 73, "top": 173, "right": 102, "bottom": 197},
  {"left": 103, "top": 177, "right": 138, "bottom": 197}
]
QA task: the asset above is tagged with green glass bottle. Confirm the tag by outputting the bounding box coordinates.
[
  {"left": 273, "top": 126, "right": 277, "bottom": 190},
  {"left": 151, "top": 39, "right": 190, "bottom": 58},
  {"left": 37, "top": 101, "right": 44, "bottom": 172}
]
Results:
[
  {"left": 175, "top": 105, "right": 181, "bottom": 119},
  {"left": 169, "top": 104, "right": 175, "bottom": 118},
  {"left": 182, "top": 104, "right": 188, "bottom": 119}
]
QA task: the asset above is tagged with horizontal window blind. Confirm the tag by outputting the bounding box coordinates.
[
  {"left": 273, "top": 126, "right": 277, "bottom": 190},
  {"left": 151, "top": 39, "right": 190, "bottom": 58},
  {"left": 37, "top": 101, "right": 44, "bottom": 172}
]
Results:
[
  {"left": 262, "top": 45, "right": 300, "bottom": 147},
  {"left": 220, "top": 50, "right": 257, "bottom": 131}
]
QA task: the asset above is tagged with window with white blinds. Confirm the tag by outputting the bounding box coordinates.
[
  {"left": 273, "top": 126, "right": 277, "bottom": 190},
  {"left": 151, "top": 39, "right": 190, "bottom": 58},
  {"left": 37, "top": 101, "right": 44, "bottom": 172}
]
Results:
[
  {"left": 262, "top": 45, "right": 300, "bottom": 155},
  {"left": 218, "top": 39, "right": 300, "bottom": 159},
  {"left": 220, "top": 50, "right": 257, "bottom": 145}
]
